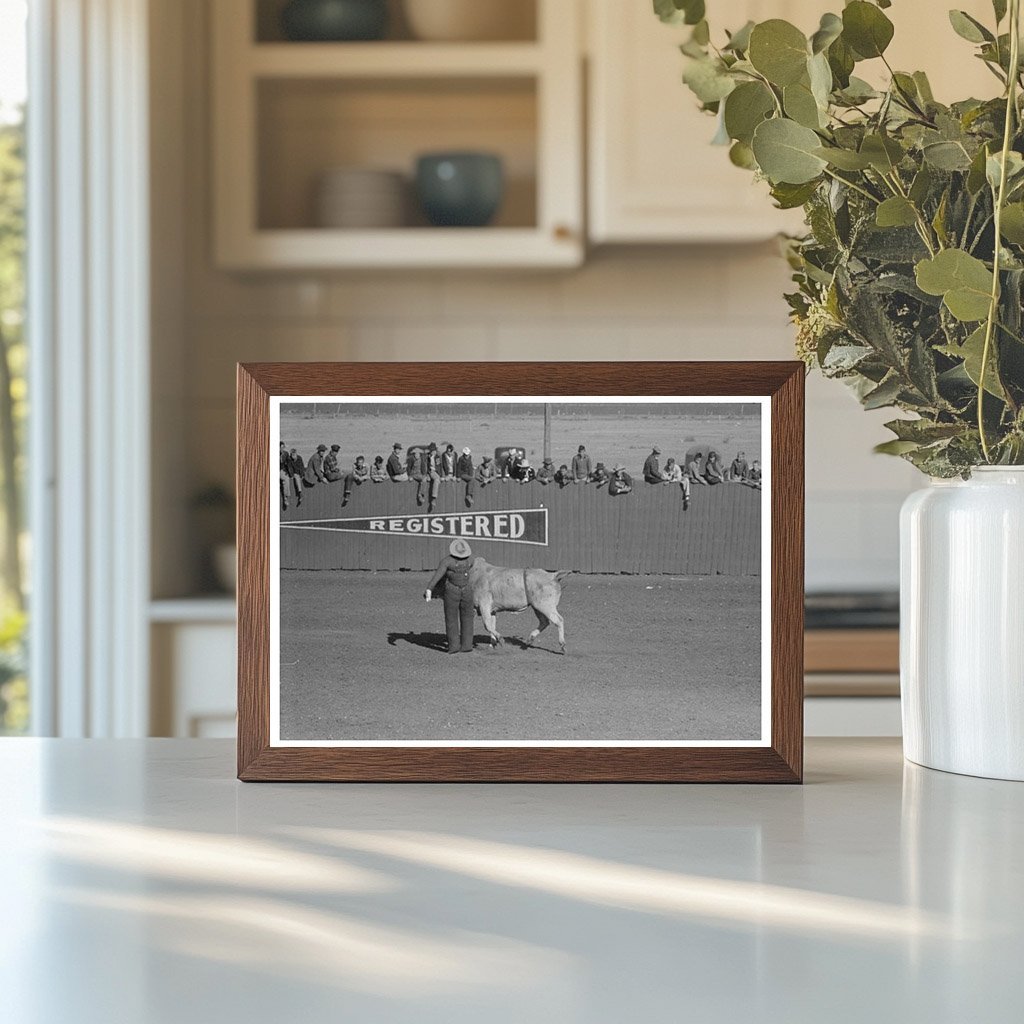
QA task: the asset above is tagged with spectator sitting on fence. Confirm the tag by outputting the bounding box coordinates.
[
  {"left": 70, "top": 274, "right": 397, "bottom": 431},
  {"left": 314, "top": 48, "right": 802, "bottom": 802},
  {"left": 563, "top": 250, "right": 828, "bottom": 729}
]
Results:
[
  {"left": 745, "top": 459, "right": 762, "bottom": 489},
  {"left": 476, "top": 455, "right": 495, "bottom": 491},
  {"left": 457, "top": 446, "right": 475, "bottom": 507},
  {"left": 510, "top": 454, "right": 536, "bottom": 483},
  {"left": 323, "top": 443, "right": 343, "bottom": 482},
  {"left": 685, "top": 451, "right": 708, "bottom": 485},
  {"left": 370, "top": 455, "right": 387, "bottom": 482},
  {"left": 280, "top": 442, "right": 303, "bottom": 510},
  {"left": 590, "top": 462, "right": 610, "bottom": 487},
  {"left": 286, "top": 448, "right": 305, "bottom": 506},
  {"left": 340, "top": 455, "right": 369, "bottom": 507},
  {"left": 643, "top": 445, "right": 669, "bottom": 484},
  {"left": 704, "top": 450, "right": 725, "bottom": 485},
  {"left": 555, "top": 463, "right": 572, "bottom": 488},
  {"left": 727, "top": 451, "right": 749, "bottom": 482},
  {"left": 441, "top": 443, "right": 457, "bottom": 480},
  {"left": 608, "top": 464, "right": 633, "bottom": 496},
  {"left": 536, "top": 457, "right": 556, "bottom": 485},
  {"left": 387, "top": 442, "right": 409, "bottom": 481},
  {"left": 304, "top": 444, "right": 327, "bottom": 487},
  {"left": 572, "top": 445, "right": 592, "bottom": 483},
  {"left": 665, "top": 458, "right": 692, "bottom": 510},
  {"left": 418, "top": 442, "right": 441, "bottom": 511}
]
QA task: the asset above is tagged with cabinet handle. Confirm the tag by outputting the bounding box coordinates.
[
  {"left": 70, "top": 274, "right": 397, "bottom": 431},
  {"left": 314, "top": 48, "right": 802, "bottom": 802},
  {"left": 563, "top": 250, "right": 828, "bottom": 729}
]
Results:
[{"left": 553, "top": 224, "right": 574, "bottom": 241}]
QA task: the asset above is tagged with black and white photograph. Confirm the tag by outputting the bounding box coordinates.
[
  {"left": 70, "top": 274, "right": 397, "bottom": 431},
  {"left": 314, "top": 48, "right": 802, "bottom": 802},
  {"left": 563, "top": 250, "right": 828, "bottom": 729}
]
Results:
[{"left": 271, "top": 397, "right": 769, "bottom": 746}]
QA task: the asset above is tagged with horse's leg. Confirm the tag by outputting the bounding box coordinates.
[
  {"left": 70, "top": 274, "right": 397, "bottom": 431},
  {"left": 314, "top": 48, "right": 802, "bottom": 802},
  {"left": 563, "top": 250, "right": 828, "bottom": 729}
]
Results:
[
  {"left": 480, "top": 603, "right": 502, "bottom": 646},
  {"left": 546, "top": 607, "right": 566, "bottom": 653},
  {"left": 526, "top": 610, "right": 549, "bottom": 647}
]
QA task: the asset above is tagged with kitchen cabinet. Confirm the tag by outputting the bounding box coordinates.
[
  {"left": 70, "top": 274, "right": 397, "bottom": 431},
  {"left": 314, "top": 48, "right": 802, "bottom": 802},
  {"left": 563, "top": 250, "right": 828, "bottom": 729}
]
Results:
[
  {"left": 587, "top": 0, "right": 998, "bottom": 244},
  {"left": 211, "top": 0, "right": 583, "bottom": 269}
]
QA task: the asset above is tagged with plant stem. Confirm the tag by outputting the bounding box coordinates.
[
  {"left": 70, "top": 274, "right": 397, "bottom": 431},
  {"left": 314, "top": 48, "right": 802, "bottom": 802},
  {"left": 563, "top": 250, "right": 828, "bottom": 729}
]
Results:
[
  {"left": 979, "top": 0, "right": 1021, "bottom": 462},
  {"left": 822, "top": 167, "right": 881, "bottom": 205}
]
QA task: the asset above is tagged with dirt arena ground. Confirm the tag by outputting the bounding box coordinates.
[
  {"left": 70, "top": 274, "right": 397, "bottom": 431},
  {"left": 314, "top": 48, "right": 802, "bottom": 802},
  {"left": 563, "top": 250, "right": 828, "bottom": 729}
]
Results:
[
  {"left": 279, "top": 571, "right": 762, "bottom": 742},
  {"left": 280, "top": 406, "right": 761, "bottom": 478}
]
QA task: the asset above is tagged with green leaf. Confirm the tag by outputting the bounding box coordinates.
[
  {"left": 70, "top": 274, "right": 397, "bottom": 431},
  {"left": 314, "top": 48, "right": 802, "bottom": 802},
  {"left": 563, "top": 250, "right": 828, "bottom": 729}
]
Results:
[
  {"left": 993, "top": 0, "right": 1008, "bottom": 24},
  {"left": 909, "top": 164, "right": 933, "bottom": 205},
  {"left": 913, "top": 71, "right": 935, "bottom": 104},
  {"left": 922, "top": 140, "right": 972, "bottom": 171},
  {"left": 915, "top": 249, "right": 994, "bottom": 322},
  {"left": 862, "top": 374, "right": 903, "bottom": 409},
  {"left": 810, "top": 12, "right": 843, "bottom": 54},
  {"left": 814, "top": 146, "right": 872, "bottom": 170},
  {"left": 653, "top": 0, "right": 705, "bottom": 26},
  {"left": 876, "top": 197, "right": 918, "bottom": 228},
  {"left": 784, "top": 80, "right": 824, "bottom": 129},
  {"left": 874, "top": 439, "right": 922, "bottom": 455},
  {"left": 827, "top": 36, "right": 856, "bottom": 88},
  {"left": 748, "top": 20, "right": 809, "bottom": 86},
  {"left": 939, "top": 325, "right": 1006, "bottom": 398},
  {"left": 884, "top": 418, "right": 963, "bottom": 443},
  {"left": 724, "top": 20, "right": 755, "bottom": 53},
  {"left": 967, "top": 144, "right": 991, "bottom": 193},
  {"left": 682, "top": 57, "right": 736, "bottom": 104},
  {"left": 729, "top": 140, "right": 757, "bottom": 169},
  {"left": 842, "top": 1, "right": 895, "bottom": 59},
  {"left": 860, "top": 133, "right": 904, "bottom": 173},
  {"left": 723, "top": 81, "right": 775, "bottom": 144},
  {"left": 751, "top": 118, "right": 828, "bottom": 184},
  {"left": 986, "top": 150, "right": 1024, "bottom": 191},
  {"left": 948, "top": 10, "right": 994, "bottom": 44},
  {"left": 807, "top": 51, "right": 833, "bottom": 108},
  {"left": 691, "top": 19, "right": 710, "bottom": 45},
  {"left": 1000, "top": 203, "right": 1024, "bottom": 245},
  {"left": 771, "top": 180, "right": 820, "bottom": 209}
]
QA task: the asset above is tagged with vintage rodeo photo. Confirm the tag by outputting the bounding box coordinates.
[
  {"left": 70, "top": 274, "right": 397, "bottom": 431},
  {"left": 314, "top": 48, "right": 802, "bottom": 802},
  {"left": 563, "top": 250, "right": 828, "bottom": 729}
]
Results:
[{"left": 269, "top": 395, "right": 771, "bottom": 748}]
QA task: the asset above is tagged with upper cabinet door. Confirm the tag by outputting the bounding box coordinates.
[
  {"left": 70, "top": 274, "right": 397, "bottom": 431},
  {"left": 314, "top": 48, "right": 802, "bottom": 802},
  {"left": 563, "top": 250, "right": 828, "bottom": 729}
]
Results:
[
  {"left": 587, "top": 0, "right": 998, "bottom": 245},
  {"left": 587, "top": 0, "right": 806, "bottom": 244}
]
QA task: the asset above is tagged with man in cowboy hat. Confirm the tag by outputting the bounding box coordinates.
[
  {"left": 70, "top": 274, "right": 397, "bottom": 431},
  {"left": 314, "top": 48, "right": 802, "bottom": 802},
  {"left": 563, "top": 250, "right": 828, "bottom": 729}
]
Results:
[
  {"left": 424, "top": 539, "right": 476, "bottom": 654},
  {"left": 323, "top": 443, "right": 343, "bottom": 482},
  {"left": 608, "top": 464, "right": 633, "bottom": 496},
  {"left": 304, "top": 444, "right": 328, "bottom": 487},
  {"left": 386, "top": 442, "right": 409, "bottom": 482},
  {"left": 643, "top": 445, "right": 668, "bottom": 484}
]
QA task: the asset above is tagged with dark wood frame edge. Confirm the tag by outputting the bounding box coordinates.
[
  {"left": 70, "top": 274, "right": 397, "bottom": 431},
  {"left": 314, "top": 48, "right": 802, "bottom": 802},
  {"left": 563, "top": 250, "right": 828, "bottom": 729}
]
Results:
[{"left": 237, "top": 362, "right": 804, "bottom": 783}]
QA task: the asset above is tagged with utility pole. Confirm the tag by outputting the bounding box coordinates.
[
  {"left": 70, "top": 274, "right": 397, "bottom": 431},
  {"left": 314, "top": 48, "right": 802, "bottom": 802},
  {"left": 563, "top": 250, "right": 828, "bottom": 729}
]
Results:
[{"left": 543, "top": 403, "right": 552, "bottom": 462}]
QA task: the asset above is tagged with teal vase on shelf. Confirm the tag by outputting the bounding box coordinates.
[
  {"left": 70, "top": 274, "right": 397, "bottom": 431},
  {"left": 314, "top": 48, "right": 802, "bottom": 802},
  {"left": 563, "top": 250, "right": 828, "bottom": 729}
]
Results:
[{"left": 280, "top": 0, "right": 388, "bottom": 42}]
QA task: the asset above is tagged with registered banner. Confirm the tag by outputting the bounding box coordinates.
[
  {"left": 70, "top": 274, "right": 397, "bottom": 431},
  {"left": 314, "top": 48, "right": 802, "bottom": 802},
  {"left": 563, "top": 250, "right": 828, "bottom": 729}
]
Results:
[{"left": 282, "top": 507, "right": 549, "bottom": 546}]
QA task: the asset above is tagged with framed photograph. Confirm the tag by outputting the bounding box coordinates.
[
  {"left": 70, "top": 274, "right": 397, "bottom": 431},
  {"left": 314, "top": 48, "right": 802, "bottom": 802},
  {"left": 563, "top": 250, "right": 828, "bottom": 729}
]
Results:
[{"left": 237, "top": 362, "right": 804, "bottom": 782}]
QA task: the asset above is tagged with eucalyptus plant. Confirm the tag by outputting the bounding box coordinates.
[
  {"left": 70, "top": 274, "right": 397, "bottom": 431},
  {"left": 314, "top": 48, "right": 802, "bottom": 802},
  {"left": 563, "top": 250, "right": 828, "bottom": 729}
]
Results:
[{"left": 657, "top": 0, "right": 1024, "bottom": 475}]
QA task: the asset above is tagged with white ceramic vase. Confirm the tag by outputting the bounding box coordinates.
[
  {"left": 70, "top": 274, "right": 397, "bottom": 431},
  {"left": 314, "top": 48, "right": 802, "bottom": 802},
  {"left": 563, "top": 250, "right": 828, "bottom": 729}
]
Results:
[{"left": 900, "top": 467, "right": 1024, "bottom": 780}]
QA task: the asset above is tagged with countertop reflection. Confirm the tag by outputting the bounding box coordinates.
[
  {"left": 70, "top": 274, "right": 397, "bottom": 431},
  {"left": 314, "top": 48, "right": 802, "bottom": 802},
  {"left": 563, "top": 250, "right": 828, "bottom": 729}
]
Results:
[{"left": 1, "top": 738, "right": 1020, "bottom": 1023}]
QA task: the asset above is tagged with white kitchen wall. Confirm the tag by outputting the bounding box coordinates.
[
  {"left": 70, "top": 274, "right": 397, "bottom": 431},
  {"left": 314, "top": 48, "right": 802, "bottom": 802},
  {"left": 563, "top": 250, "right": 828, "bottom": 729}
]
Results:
[{"left": 155, "top": 0, "right": 920, "bottom": 599}]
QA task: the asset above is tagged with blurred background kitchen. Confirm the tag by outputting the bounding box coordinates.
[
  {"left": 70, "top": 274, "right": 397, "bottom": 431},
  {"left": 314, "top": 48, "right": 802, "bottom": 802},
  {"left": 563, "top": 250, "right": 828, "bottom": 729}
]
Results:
[{"left": 0, "top": 0, "right": 997, "bottom": 740}]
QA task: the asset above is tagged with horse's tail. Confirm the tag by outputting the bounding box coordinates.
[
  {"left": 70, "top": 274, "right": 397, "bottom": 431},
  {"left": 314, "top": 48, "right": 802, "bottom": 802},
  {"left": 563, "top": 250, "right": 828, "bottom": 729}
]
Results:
[{"left": 553, "top": 570, "right": 573, "bottom": 586}]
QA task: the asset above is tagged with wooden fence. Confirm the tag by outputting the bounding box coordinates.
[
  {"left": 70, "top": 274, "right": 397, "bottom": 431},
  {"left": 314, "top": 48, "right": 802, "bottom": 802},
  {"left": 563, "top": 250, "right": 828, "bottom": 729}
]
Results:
[{"left": 280, "top": 477, "right": 761, "bottom": 575}]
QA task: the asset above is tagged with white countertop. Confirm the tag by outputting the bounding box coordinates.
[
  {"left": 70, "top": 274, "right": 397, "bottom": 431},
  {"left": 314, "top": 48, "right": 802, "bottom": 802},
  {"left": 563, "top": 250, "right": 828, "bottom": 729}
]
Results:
[{"left": 1, "top": 738, "right": 1021, "bottom": 1023}]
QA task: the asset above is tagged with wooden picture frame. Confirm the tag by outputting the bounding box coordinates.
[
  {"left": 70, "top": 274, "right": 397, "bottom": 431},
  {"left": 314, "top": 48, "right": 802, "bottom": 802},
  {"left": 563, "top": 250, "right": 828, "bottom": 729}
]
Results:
[{"left": 237, "top": 362, "right": 804, "bottom": 782}]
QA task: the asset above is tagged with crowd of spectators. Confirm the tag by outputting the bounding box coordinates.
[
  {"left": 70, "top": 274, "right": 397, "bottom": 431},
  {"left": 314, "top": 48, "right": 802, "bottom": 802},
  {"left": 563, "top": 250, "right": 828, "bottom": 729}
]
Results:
[{"left": 280, "top": 439, "right": 761, "bottom": 513}]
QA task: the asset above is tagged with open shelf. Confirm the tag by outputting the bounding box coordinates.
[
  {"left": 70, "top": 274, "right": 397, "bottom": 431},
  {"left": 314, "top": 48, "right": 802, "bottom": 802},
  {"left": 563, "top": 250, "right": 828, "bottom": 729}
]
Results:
[{"left": 212, "top": 0, "right": 582, "bottom": 268}]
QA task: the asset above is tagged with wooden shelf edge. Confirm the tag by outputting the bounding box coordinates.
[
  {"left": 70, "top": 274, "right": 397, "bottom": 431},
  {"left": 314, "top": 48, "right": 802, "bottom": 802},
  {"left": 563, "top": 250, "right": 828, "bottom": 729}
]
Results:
[{"left": 249, "top": 42, "right": 544, "bottom": 79}]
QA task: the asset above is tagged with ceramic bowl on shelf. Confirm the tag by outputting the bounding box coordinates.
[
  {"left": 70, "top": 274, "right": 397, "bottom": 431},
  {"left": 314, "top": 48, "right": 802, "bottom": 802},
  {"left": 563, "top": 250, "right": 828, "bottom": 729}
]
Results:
[
  {"left": 403, "top": 0, "right": 535, "bottom": 42},
  {"left": 280, "top": 0, "right": 388, "bottom": 42},
  {"left": 315, "top": 167, "right": 408, "bottom": 229},
  {"left": 414, "top": 152, "right": 504, "bottom": 227}
]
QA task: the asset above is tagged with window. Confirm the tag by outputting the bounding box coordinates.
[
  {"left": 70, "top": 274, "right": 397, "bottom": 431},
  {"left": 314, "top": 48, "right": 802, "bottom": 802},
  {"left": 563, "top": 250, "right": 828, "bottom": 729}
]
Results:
[{"left": 0, "top": 0, "right": 28, "bottom": 734}]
